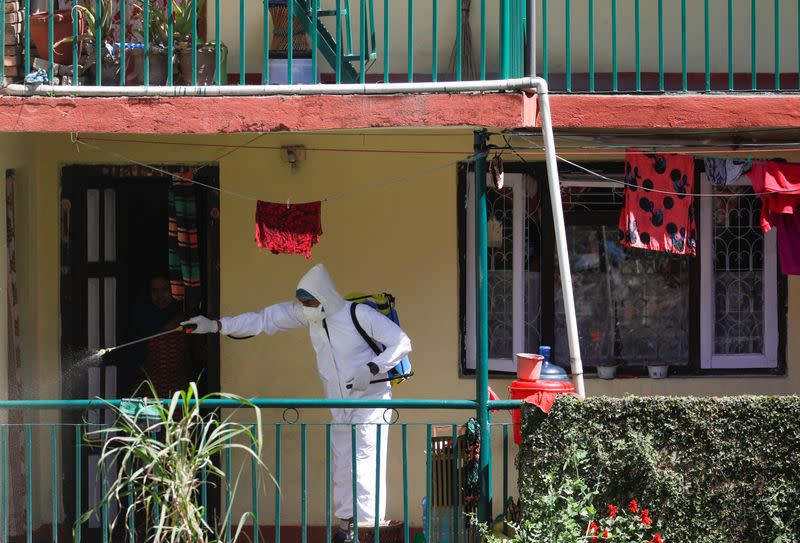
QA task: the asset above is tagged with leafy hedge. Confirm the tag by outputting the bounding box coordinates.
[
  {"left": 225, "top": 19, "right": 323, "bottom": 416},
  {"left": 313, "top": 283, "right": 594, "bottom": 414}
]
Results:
[{"left": 517, "top": 396, "right": 800, "bottom": 543}]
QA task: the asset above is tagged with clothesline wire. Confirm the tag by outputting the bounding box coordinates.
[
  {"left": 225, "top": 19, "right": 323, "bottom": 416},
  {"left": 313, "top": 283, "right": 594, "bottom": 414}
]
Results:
[
  {"left": 76, "top": 136, "right": 471, "bottom": 156},
  {"left": 500, "top": 126, "right": 800, "bottom": 138},
  {"left": 74, "top": 137, "right": 471, "bottom": 204},
  {"left": 516, "top": 135, "right": 800, "bottom": 198},
  {"left": 504, "top": 137, "right": 800, "bottom": 152}
]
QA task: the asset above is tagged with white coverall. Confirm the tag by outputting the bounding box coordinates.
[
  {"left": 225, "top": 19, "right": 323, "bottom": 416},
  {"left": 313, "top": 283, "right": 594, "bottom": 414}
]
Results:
[{"left": 217, "top": 264, "right": 412, "bottom": 523}]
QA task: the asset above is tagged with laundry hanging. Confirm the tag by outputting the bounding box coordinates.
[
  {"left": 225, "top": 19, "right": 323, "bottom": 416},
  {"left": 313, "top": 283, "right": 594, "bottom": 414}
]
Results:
[
  {"left": 255, "top": 200, "right": 323, "bottom": 259},
  {"left": 168, "top": 173, "right": 202, "bottom": 313},
  {"left": 746, "top": 161, "right": 800, "bottom": 232},
  {"left": 703, "top": 157, "right": 752, "bottom": 186},
  {"left": 619, "top": 151, "right": 697, "bottom": 255}
]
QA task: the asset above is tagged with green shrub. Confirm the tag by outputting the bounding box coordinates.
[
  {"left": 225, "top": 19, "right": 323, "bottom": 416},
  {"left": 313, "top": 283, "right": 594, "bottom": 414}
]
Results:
[{"left": 518, "top": 396, "right": 800, "bottom": 543}]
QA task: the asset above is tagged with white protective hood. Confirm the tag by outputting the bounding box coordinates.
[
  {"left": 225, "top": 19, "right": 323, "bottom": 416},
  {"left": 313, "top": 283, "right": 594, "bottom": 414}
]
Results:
[{"left": 296, "top": 264, "right": 346, "bottom": 316}]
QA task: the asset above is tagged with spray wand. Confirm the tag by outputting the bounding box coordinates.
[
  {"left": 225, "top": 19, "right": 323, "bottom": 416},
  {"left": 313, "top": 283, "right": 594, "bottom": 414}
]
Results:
[{"left": 97, "top": 323, "right": 197, "bottom": 357}]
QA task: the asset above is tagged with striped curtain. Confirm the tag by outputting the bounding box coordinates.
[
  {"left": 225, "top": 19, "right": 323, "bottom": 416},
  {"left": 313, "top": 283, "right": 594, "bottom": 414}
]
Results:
[{"left": 168, "top": 173, "right": 201, "bottom": 313}]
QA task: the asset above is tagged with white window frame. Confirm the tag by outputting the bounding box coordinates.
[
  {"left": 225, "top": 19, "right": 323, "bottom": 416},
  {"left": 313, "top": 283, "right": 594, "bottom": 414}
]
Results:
[
  {"left": 699, "top": 173, "right": 779, "bottom": 369},
  {"left": 465, "top": 172, "right": 531, "bottom": 373}
]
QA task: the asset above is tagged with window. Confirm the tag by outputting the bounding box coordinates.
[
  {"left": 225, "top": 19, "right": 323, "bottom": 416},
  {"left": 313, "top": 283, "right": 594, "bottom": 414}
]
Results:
[
  {"left": 699, "top": 175, "right": 779, "bottom": 369},
  {"left": 460, "top": 165, "right": 784, "bottom": 375},
  {"left": 464, "top": 173, "right": 541, "bottom": 372}
]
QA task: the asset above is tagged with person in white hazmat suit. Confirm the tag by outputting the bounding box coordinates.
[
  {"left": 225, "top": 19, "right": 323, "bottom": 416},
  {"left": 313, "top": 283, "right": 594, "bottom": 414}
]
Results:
[{"left": 182, "top": 264, "right": 412, "bottom": 543}]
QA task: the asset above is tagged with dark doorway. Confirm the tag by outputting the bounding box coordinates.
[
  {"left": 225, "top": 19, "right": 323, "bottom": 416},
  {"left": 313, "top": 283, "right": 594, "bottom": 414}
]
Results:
[{"left": 59, "top": 164, "right": 221, "bottom": 540}]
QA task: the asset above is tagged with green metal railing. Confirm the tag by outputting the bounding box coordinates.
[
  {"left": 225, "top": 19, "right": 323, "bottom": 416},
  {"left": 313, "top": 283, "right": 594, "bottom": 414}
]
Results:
[
  {"left": 1, "top": 0, "right": 526, "bottom": 89},
  {"left": 538, "top": 0, "right": 800, "bottom": 92},
  {"left": 0, "top": 398, "right": 521, "bottom": 543}
]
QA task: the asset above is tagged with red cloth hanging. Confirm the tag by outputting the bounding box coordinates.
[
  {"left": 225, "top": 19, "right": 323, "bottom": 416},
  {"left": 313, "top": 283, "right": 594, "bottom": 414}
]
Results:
[
  {"left": 255, "top": 200, "right": 323, "bottom": 259},
  {"left": 618, "top": 151, "right": 697, "bottom": 255},
  {"left": 746, "top": 161, "right": 800, "bottom": 232}
]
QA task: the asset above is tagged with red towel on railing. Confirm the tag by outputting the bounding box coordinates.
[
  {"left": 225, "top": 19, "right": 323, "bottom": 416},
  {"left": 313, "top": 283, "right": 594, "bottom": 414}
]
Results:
[
  {"left": 255, "top": 200, "right": 323, "bottom": 259},
  {"left": 523, "top": 391, "right": 562, "bottom": 413}
]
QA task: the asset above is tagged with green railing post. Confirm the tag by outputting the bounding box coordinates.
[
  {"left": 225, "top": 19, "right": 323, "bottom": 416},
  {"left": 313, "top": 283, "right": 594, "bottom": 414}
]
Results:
[
  {"left": 47, "top": 0, "right": 54, "bottom": 83},
  {"left": 167, "top": 0, "right": 174, "bottom": 85},
  {"left": 26, "top": 425, "right": 32, "bottom": 543},
  {"left": 611, "top": 0, "right": 617, "bottom": 91},
  {"left": 473, "top": 129, "right": 491, "bottom": 522},
  {"left": 358, "top": 0, "right": 365, "bottom": 84},
  {"left": 336, "top": 0, "right": 343, "bottom": 83},
  {"left": 402, "top": 424, "right": 409, "bottom": 543},
  {"left": 288, "top": 0, "right": 294, "bottom": 84},
  {"left": 120, "top": 0, "right": 127, "bottom": 85},
  {"left": 191, "top": 0, "right": 198, "bottom": 85},
  {"left": 0, "top": 0, "right": 5, "bottom": 83},
  {"left": 500, "top": 0, "right": 510, "bottom": 79},
  {"left": 658, "top": 0, "right": 663, "bottom": 91},
  {"left": 75, "top": 425, "right": 81, "bottom": 543},
  {"left": 1, "top": 426, "right": 6, "bottom": 543},
  {"left": 312, "top": 0, "right": 318, "bottom": 83},
  {"left": 275, "top": 425, "right": 282, "bottom": 543},
  {"left": 143, "top": 0, "right": 150, "bottom": 86},
  {"left": 588, "top": 0, "right": 594, "bottom": 91},
  {"left": 450, "top": 425, "right": 458, "bottom": 542},
  {"left": 23, "top": 0, "right": 30, "bottom": 79},
  {"left": 751, "top": 0, "right": 757, "bottom": 90},
  {"left": 239, "top": 0, "right": 246, "bottom": 85},
  {"left": 300, "top": 424, "right": 307, "bottom": 543},
  {"left": 374, "top": 425, "right": 381, "bottom": 543},
  {"left": 215, "top": 0, "right": 221, "bottom": 85},
  {"left": 325, "top": 424, "right": 332, "bottom": 543},
  {"left": 480, "top": 0, "right": 486, "bottom": 79},
  {"left": 455, "top": 0, "right": 462, "bottom": 80},
  {"left": 704, "top": 0, "right": 710, "bottom": 91},
  {"left": 383, "top": 0, "right": 389, "bottom": 83},
  {"left": 432, "top": 0, "right": 438, "bottom": 81},
  {"left": 351, "top": 425, "right": 358, "bottom": 543},
  {"left": 225, "top": 444, "right": 232, "bottom": 543},
  {"left": 774, "top": 0, "right": 780, "bottom": 90},
  {"left": 252, "top": 424, "right": 260, "bottom": 543},
  {"left": 50, "top": 425, "right": 58, "bottom": 543},
  {"left": 407, "top": 0, "right": 413, "bottom": 82},
  {"left": 728, "top": 0, "right": 734, "bottom": 90},
  {"left": 424, "top": 424, "right": 432, "bottom": 540},
  {"left": 681, "top": 0, "right": 686, "bottom": 91},
  {"left": 263, "top": 0, "right": 270, "bottom": 84},
  {"left": 564, "top": 0, "right": 570, "bottom": 91},
  {"left": 634, "top": 0, "right": 640, "bottom": 91}
]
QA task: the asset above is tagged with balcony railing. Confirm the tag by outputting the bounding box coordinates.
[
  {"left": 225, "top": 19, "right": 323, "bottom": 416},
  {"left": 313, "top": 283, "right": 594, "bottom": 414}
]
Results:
[
  {"left": 0, "top": 0, "right": 527, "bottom": 90},
  {"left": 537, "top": 0, "right": 800, "bottom": 92},
  {"left": 0, "top": 398, "right": 520, "bottom": 543},
  {"left": 3, "top": 1, "right": 795, "bottom": 94}
]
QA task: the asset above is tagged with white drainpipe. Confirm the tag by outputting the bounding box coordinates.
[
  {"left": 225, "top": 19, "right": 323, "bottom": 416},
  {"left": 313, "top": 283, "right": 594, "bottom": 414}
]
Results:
[{"left": 3, "top": 77, "right": 540, "bottom": 97}]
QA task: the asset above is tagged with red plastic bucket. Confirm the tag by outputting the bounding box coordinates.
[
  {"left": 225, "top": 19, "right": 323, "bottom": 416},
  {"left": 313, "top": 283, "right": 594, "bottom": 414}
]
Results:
[
  {"left": 515, "top": 353, "right": 543, "bottom": 380},
  {"left": 508, "top": 379, "right": 576, "bottom": 445}
]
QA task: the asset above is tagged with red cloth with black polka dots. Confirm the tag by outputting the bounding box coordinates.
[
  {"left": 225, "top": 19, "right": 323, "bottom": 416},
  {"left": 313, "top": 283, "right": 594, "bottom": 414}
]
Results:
[{"left": 618, "top": 151, "right": 697, "bottom": 255}]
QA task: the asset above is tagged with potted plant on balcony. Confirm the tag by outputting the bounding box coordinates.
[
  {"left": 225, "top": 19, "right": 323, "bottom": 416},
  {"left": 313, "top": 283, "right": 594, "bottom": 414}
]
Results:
[
  {"left": 170, "top": 0, "right": 228, "bottom": 86},
  {"left": 77, "top": 382, "right": 272, "bottom": 542},
  {"left": 29, "top": 8, "right": 85, "bottom": 66},
  {"left": 126, "top": 0, "right": 171, "bottom": 85},
  {"left": 55, "top": 0, "right": 119, "bottom": 85}
]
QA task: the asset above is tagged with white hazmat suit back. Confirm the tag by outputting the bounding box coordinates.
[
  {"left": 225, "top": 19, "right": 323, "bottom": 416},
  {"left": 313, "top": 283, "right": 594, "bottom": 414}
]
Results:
[{"left": 218, "top": 264, "right": 412, "bottom": 523}]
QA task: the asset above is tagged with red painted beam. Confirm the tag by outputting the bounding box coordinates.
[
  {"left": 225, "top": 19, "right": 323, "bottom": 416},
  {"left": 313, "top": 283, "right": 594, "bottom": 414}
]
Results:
[
  {"left": 0, "top": 93, "right": 536, "bottom": 134},
  {"left": 545, "top": 94, "right": 800, "bottom": 129}
]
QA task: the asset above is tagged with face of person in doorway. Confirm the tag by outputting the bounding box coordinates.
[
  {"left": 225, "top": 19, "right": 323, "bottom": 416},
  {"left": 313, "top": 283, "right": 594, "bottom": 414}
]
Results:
[{"left": 150, "top": 277, "right": 173, "bottom": 310}]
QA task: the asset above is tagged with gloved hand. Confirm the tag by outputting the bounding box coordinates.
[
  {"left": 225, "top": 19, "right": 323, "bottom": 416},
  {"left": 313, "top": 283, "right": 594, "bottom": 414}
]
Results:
[
  {"left": 181, "top": 316, "right": 219, "bottom": 334},
  {"left": 346, "top": 365, "right": 373, "bottom": 392}
]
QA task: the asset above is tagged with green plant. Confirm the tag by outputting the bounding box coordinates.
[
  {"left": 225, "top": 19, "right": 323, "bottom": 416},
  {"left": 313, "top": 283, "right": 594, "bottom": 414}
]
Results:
[
  {"left": 77, "top": 382, "right": 271, "bottom": 543},
  {"left": 588, "top": 501, "right": 664, "bottom": 543},
  {"left": 60, "top": 0, "right": 115, "bottom": 46},
  {"left": 518, "top": 396, "right": 800, "bottom": 542},
  {"left": 132, "top": 0, "right": 208, "bottom": 47}
]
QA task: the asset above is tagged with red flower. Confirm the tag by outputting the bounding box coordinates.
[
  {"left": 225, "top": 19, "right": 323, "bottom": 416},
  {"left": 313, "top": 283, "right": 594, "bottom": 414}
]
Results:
[
  {"left": 649, "top": 534, "right": 664, "bottom": 543},
  {"left": 640, "top": 508, "right": 652, "bottom": 525},
  {"left": 641, "top": 516, "right": 653, "bottom": 526},
  {"left": 602, "top": 529, "right": 610, "bottom": 539},
  {"left": 628, "top": 499, "right": 639, "bottom": 513},
  {"left": 589, "top": 521, "right": 599, "bottom": 534},
  {"left": 640, "top": 509, "right": 650, "bottom": 518},
  {"left": 607, "top": 504, "right": 618, "bottom": 519}
]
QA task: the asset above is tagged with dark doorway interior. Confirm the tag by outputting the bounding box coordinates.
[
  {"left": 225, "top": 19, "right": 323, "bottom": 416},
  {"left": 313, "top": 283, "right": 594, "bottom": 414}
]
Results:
[{"left": 59, "top": 165, "right": 221, "bottom": 541}]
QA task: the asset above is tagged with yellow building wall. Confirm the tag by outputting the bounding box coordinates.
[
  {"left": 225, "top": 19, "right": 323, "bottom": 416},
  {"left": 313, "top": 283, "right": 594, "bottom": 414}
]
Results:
[{"left": 13, "top": 131, "right": 800, "bottom": 530}]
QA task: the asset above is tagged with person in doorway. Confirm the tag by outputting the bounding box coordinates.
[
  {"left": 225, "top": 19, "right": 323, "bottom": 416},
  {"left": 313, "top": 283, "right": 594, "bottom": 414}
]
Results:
[
  {"left": 128, "top": 273, "right": 190, "bottom": 398},
  {"left": 182, "top": 264, "right": 412, "bottom": 543}
]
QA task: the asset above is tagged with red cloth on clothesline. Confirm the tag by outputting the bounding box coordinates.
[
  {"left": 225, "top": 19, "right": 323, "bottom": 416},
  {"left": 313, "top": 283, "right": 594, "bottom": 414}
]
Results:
[
  {"left": 619, "top": 151, "right": 697, "bottom": 255},
  {"left": 746, "top": 161, "right": 800, "bottom": 232},
  {"left": 255, "top": 200, "right": 323, "bottom": 259}
]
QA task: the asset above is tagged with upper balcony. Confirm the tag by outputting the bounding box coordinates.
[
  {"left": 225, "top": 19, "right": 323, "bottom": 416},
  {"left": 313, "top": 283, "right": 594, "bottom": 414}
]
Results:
[{"left": 3, "top": 0, "right": 799, "bottom": 96}]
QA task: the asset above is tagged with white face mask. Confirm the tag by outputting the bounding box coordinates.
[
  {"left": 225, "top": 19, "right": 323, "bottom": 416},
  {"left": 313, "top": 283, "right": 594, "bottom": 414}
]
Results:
[{"left": 303, "top": 305, "right": 325, "bottom": 323}]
